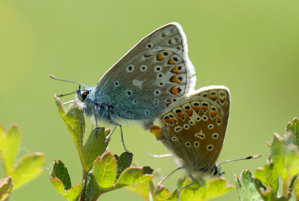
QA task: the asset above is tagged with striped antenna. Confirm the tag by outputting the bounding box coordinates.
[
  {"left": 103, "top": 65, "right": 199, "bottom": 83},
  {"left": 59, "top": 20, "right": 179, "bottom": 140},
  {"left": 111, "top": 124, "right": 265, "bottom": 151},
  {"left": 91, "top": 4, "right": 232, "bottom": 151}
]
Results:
[
  {"left": 218, "top": 154, "right": 262, "bottom": 166},
  {"left": 49, "top": 74, "right": 86, "bottom": 87}
]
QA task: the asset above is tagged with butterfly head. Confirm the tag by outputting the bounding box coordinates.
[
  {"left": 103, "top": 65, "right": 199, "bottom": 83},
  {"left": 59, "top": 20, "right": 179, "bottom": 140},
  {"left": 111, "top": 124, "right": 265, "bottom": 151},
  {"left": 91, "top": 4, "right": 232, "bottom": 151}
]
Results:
[
  {"left": 211, "top": 163, "right": 224, "bottom": 177},
  {"left": 76, "top": 86, "right": 94, "bottom": 103},
  {"left": 49, "top": 74, "right": 95, "bottom": 105}
]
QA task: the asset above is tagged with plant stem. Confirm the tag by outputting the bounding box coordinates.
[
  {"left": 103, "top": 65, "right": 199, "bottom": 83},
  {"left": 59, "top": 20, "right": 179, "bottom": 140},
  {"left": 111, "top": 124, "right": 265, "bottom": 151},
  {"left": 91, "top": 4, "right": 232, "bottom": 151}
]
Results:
[
  {"left": 79, "top": 170, "right": 87, "bottom": 201},
  {"left": 283, "top": 176, "right": 290, "bottom": 198}
]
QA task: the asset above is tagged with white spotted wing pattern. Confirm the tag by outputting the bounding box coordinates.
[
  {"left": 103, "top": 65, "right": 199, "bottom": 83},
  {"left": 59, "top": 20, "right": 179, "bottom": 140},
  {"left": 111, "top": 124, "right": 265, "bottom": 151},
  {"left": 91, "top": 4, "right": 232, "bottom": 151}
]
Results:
[
  {"left": 77, "top": 22, "right": 196, "bottom": 129},
  {"left": 152, "top": 86, "right": 230, "bottom": 177}
]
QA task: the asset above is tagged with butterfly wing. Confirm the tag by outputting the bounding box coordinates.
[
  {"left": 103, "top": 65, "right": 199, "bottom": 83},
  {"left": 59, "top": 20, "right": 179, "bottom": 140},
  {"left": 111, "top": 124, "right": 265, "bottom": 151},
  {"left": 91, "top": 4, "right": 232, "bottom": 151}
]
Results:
[
  {"left": 159, "top": 86, "right": 230, "bottom": 172},
  {"left": 95, "top": 23, "right": 196, "bottom": 126}
]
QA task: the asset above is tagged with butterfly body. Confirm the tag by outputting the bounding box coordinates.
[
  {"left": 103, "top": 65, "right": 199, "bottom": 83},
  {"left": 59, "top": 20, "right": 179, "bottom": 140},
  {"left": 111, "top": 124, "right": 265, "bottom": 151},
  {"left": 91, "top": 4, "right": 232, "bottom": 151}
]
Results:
[
  {"left": 75, "top": 22, "right": 196, "bottom": 130},
  {"left": 151, "top": 86, "right": 230, "bottom": 180}
]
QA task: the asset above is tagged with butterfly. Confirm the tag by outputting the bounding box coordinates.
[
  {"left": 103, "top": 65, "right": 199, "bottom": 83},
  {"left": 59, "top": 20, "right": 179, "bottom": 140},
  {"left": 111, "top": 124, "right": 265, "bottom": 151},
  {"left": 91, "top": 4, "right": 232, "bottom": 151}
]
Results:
[
  {"left": 150, "top": 86, "right": 260, "bottom": 189},
  {"left": 50, "top": 22, "right": 196, "bottom": 152}
]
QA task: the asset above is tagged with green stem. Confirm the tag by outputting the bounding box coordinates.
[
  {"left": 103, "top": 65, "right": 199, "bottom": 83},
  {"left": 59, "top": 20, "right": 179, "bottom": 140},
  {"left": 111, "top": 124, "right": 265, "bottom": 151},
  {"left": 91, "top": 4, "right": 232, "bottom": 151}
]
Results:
[
  {"left": 80, "top": 170, "right": 87, "bottom": 201},
  {"left": 283, "top": 177, "right": 290, "bottom": 198}
]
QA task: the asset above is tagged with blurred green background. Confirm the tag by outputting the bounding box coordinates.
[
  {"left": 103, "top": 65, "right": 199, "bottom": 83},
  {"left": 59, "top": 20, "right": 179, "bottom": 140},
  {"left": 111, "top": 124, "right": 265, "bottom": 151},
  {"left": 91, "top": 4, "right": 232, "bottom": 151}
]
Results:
[{"left": 1, "top": 0, "right": 299, "bottom": 200}]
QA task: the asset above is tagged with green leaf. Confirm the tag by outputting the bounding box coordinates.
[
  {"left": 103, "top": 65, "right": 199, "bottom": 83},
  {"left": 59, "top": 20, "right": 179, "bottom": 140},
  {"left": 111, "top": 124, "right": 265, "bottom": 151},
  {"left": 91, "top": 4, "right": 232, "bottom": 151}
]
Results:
[
  {"left": 294, "top": 176, "right": 299, "bottom": 200},
  {"left": 55, "top": 96, "right": 85, "bottom": 157},
  {"left": 271, "top": 133, "right": 288, "bottom": 180},
  {"left": 0, "top": 177, "right": 13, "bottom": 200},
  {"left": 180, "top": 177, "right": 234, "bottom": 201},
  {"left": 93, "top": 152, "right": 117, "bottom": 190},
  {"left": 50, "top": 159, "right": 83, "bottom": 201},
  {"left": 115, "top": 152, "right": 133, "bottom": 180},
  {"left": 254, "top": 163, "right": 279, "bottom": 195},
  {"left": 287, "top": 117, "right": 299, "bottom": 148},
  {"left": 271, "top": 133, "right": 299, "bottom": 181},
  {"left": 253, "top": 178, "right": 274, "bottom": 201},
  {"left": 235, "top": 170, "right": 264, "bottom": 201},
  {"left": 142, "top": 166, "right": 154, "bottom": 175},
  {"left": 51, "top": 159, "right": 72, "bottom": 190},
  {"left": 152, "top": 185, "right": 177, "bottom": 201},
  {"left": 50, "top": 177, "right": 83, "bottom": 201},
  {"left": 83, "top": 172, "right": 100, "bottom": 201},
  {"left": 115, "top": 167, "right": 153, "bottom": 188},
  {"left": 11, "top": 153, "right": 44, "bottom": 188},
  {"left": 92, "top": 151, "right": 153, "bottom": 196},
  {"left": 177, "top": 176, "right": 186, "bottom": 190},
  {"left": 126, "top": 181, "right": 152, "bottom": 201},
  {"left": 82, "top": 127, "right": 108, "bottom": 172},
  {"left": 287, "top": 175, "right": 297, "bottom": 199},
  {"left": 64, "top": 184, "right": 83, "bottom": 201},
  {"left": 0, "top": 124, "right": 21, "bottom": 173},
  {"left": 50, "top": 177, "right": 65, "bottom": 195},
  {"left": 153, "top": 185, "right": 170, "bottom": 200},
  {"left": 165, "top": 190, "right": 177, "bottom": 201}
]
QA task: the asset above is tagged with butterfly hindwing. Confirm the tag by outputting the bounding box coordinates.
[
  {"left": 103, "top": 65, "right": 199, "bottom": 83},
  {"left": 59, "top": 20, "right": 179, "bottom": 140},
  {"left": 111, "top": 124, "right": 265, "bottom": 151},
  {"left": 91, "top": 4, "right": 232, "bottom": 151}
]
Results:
[{"left": 159, "top": 86, "right": 230, "bottom": 172}]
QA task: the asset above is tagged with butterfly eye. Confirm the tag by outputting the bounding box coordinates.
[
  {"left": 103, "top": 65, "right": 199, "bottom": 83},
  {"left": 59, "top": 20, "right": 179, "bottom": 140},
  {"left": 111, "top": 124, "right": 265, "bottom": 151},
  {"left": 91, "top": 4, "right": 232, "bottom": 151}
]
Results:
[
  {"left": 81, "top": 91, "right": 89, "bottom": 101},
  {"left": 212, "top": 166, "right": 219, "bottom": 176}
]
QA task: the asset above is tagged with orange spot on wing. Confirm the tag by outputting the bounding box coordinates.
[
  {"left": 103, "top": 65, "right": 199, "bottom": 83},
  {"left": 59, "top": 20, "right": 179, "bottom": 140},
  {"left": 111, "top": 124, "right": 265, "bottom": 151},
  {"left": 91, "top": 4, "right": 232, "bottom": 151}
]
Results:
[
  {"left": 210, "top": 111, "right": 217, "bottom": 118},
  {"left": 217, "top": 116, "right": 222, "bottom": 123},
  {"left": 192, "top": 106, "right": 200, "bottom": 113},
  {"left": 220, "top": 98, "right": 226, "bottom": 103},
  {"left": 202, "top": 106, "right": 208, "bottom": 112},
  {"left": 185, "top": 109, "right": 193, "bottom": 116},
  {"left": 171, "top": 87, "right": 179, "bottom": 95},
  {"left": 170, "top": 76, "right": 180, "bottom": 83},
  {"left": 171, "top": 66, "right": 179, "bottom": 74},
  {"left": 157, "top": 54, "right": 164, "bottom": 61},
  {"left": 168, "top": 58, "right": 175, "bottom": 64},
  {"left": 164, "top": 119, "right": 173, "bottom": 124},
  {"left": 166, "top": 99, "right": 172, "bottom": 107},
  {"left": 145, "top": 54, "right": 152, "bottom": 57},
  {"left": 211, "top": 95, "right": 217, "bottom": 100},
  {"left": 176, "top": 113, "right": 185, "bottom": 119}
]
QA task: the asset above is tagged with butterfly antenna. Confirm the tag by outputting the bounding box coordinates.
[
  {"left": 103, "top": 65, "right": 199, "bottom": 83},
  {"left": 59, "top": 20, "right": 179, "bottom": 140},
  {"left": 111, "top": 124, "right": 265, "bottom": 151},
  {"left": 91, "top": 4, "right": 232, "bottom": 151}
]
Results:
[
  {"left": 49, "top": 74, "right": 86, "bottom": 87},
  {"left": 145, "top": 152, "right": 172, "bottom": 158},
  {"left": 218, "top": 154, "right": 262, "bottom": 166}
]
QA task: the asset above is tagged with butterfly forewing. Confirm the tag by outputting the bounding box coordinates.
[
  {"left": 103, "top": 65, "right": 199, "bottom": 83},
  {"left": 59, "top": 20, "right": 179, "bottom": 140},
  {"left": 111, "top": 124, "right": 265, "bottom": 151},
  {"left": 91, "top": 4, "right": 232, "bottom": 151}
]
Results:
[
  {"left": 95, "top": 23, "right": 196, "bottom": 124},
  {"left": 159, "top": 86, "right": 230, "bottom": 172}
]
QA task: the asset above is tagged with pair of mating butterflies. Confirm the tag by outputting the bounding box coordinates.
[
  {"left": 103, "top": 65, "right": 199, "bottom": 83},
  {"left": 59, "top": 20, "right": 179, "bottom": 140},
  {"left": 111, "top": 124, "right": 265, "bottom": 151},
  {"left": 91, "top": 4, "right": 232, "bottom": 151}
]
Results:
[{"left": 51, "top": 22, "right": 259, "bottom": 188}]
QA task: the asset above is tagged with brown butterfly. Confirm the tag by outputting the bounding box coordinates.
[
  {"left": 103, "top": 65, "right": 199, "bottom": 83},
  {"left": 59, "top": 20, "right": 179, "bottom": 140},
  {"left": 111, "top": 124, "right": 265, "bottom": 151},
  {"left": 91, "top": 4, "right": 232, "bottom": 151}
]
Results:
[{"left": 150, "top": 86, "right": 260, "bottom": 190}]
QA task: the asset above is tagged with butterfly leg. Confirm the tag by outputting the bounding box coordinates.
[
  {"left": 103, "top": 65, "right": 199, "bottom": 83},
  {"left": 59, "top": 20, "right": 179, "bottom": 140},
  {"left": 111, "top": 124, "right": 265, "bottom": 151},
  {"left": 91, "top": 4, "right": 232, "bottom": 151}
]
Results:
[
  {"left": 116, "top": 124, "right": 132, "bottom": 154},
  {"left": 93, "top": 107, "right": 99, "bottom": 136},
  {"left": 105, "top": 126, "right": 117, "bottom": 140},
  {"left": 178, "top": 176, "right": 204, "bottom": 194},
  {"left": 157, "top": 167, "right": 183, "bottom": 186}
]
